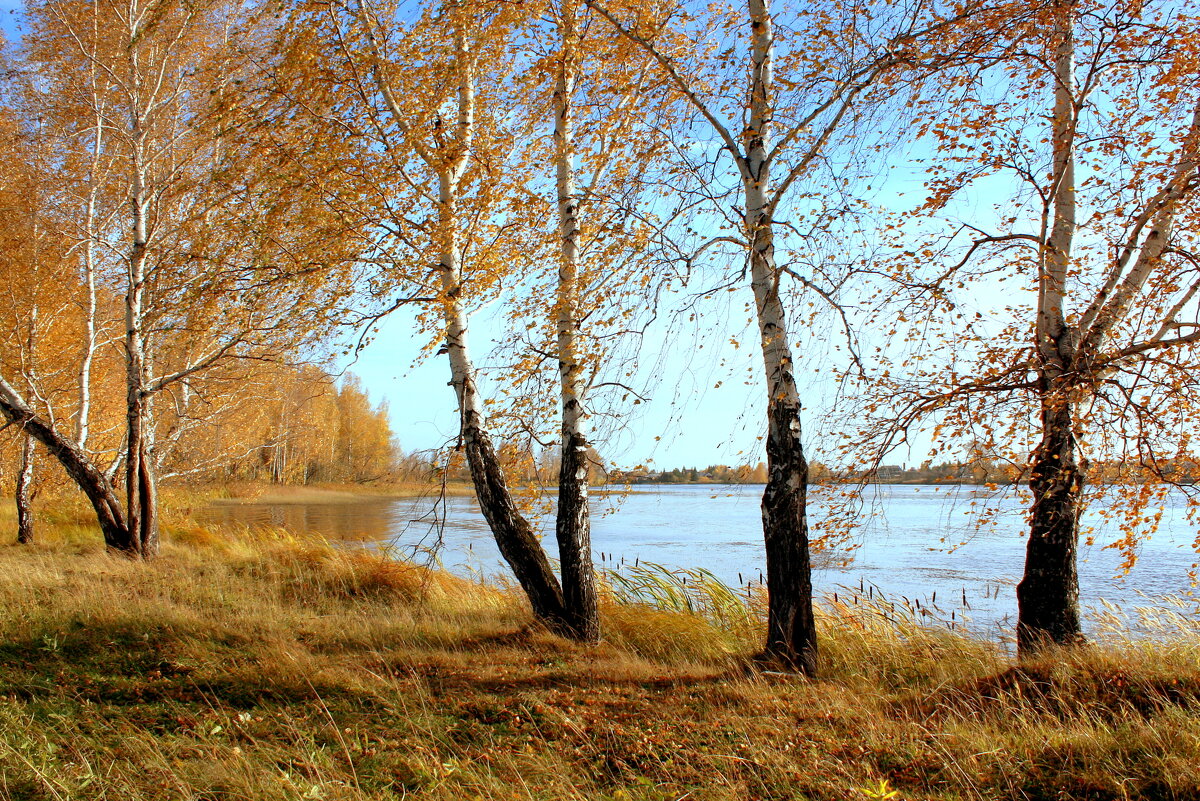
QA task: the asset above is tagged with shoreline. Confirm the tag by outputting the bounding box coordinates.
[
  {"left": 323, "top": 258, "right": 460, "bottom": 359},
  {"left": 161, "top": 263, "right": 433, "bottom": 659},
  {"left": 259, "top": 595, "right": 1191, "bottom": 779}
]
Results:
[{"left": 198, "top": 481, "right": 477, "bottom": 505}]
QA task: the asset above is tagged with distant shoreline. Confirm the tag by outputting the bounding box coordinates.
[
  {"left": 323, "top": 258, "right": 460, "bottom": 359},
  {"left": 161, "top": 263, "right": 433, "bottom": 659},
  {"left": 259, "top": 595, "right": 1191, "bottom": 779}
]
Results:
[
  {"left": 623, "top": 478, "right": 1025, "bottom": 487},
  {"left": 201, "top": 482, "right": 476, "bottom": 505}
]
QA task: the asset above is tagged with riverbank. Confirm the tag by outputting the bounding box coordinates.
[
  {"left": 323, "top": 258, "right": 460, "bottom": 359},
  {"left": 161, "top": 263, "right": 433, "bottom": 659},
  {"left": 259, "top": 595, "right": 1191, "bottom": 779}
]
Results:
[
  {"left": 1, "top": 515, "right": 1199, "bottom": 799},
  {"left": 187, "top": 480, "right": 478, "bottom": 505}
]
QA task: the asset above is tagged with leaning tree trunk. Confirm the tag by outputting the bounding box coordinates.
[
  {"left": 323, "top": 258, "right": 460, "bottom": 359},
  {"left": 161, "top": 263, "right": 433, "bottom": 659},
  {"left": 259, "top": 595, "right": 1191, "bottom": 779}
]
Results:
[
  {"left": 0, "top": 375, "right": 132, "bottom": 551},
  {"left": 361, "top": 0, "right": 570, "bottom": 632},
  {"left": 16, "top": 434, "right": 35, "bottom": 544},
  {"left": 459, "top": 409, "right": 572, "bottom": 630},
  {"left": 440, "top": 230, "right": 569, "bottom": 630},
  {"left": 551, "top": 0, "right": 601, "bottom": 644},
  {"left": 437, "top": 181, "right": 571, "bottom": 633},
  {"left": 1017, "top": 385, "right": 1084, "bottom": 654}
]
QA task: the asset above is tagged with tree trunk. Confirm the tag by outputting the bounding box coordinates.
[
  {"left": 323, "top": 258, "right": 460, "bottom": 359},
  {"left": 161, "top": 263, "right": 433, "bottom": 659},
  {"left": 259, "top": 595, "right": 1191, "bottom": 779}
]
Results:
[
  {"left": 16, "top": 435, "right": 35, "bottom": 545},
  {"left": 125, "top": 323, "right": 158, "bottom": 558},
  {"left": 78, "top": 81, "right": 103, "bottom": 451},
  {"left": 746, "top": 0, "right": 817, "bottom": 675},
  {"left": 438, "top": 197, "right": 569, "bottom": 630},
  {"left": 125, "top": 132, "right": 158, "bottom": 559},
  {"left": 557, "top": 430, "right": 599, "bottom": 641},
  {"left": 552, "top": 0, "right": 600, "bottom": 644},
  {"left": 437, "top": 171, "right": 569, "bottom": 630},
  {"left": 125, "top": 387, "right": 158, "bottom": 558},
  {"left": 752, "top": 220, "right": 817, "bottom": 675},
  {"left": 460, "top": 411, "right": 571, "bottom": 629},
  {"left": 0, "top": 376, "right": 132, "bottom": 552},
  {"left": 1017, "top": 387, "right": 1084, "bottom": 654},
  {"left": 1017, "top": 2, "right": 1081, "bottom": 656},
  {"left": 137, "top": 439, "right": 159, "bottom": 557},
  {"left": 361, "top": 0, "right": 570, "bottom": 631}
]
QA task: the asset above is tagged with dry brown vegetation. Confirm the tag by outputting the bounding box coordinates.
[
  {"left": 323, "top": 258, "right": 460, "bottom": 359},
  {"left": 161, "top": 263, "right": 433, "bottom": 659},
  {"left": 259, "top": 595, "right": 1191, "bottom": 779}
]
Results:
[{"left": 1, "top": 501, "right": 1199, "bottom": 800}]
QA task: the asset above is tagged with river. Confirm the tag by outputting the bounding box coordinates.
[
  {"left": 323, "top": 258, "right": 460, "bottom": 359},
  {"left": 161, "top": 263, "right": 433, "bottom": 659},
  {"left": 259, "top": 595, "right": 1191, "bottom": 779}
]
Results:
[{"left": 200, "top": 483, "right": 1200, "bottom": 639}]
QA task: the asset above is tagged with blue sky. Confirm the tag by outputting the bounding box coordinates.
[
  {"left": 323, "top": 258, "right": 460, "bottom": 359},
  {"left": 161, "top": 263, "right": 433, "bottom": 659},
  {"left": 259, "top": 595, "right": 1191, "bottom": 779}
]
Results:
[
  {"left": 344, "top": 287, "right": 787, "bottom": 471},
  {"left": 0, "top": 0, "right": 20, "bottom": 40}
]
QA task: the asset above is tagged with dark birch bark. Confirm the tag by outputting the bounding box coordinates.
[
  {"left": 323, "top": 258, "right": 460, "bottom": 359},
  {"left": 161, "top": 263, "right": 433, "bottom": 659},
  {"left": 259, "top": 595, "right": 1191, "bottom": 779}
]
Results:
[
  {"left": 0, "top": 377, "right": 132, "bottom": 552},
  {"left": 1017, "top": 386, "right": 1083, "bottom": 652},
  {"left": 16, "top": 435, "right": 35, "bottom": 545},
  {"left": 752, "top": 218, "right": 817, "bottom": 675},
  {"left": 557, "top": 430, "right": 599, "bottom": 642},
  {"left": 460, "top": 407, "right": 571, "bottom": 629}
]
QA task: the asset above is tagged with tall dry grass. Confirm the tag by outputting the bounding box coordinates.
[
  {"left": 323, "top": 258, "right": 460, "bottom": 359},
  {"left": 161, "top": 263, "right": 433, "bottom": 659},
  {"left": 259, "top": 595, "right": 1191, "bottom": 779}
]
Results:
[{"left": 1, "top": 505, "right": 1199, "bottom": 799}]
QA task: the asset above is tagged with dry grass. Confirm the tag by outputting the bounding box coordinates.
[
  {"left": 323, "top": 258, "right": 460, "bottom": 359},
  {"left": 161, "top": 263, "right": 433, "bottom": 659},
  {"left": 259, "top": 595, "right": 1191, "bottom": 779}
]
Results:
[{"left": 0, "top": 506, "right": 1199, "bottom": 800}]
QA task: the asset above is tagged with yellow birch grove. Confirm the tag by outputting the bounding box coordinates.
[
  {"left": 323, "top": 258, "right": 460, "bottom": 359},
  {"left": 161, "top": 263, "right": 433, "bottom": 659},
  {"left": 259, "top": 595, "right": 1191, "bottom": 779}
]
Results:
[{"left": 0, "top": 0, "right": 366, "bottom": 553}]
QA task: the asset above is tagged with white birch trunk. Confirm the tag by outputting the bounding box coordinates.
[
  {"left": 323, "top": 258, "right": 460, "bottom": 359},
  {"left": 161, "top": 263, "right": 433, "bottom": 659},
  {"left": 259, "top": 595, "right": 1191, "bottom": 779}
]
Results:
[
  {"left": 18, "top": 241, "right": 40, "bottom": 545},
  {"left": 77, "top": 11, "right": 105, "bottom": 451},
  {"left": 1018, "top": 4, "right": 1083, "bottom": 653},
  {"left": 552, "top": 0, "right": 600, "bottom": 643},
  {"left": 16, "top": 435, "right": 35, "bottom": 545},
  {"left": 428, "top": 7, "right": 570, "bottom": 629},
  {"left": 743, "top": 0, "right": 817, "bottom": 674}
]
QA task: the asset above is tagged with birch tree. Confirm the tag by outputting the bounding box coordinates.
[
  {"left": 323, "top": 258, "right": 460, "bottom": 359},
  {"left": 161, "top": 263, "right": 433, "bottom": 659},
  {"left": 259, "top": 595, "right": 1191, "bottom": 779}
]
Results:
[
  {"left": 0, "top": 0, "right": 357, "bottom": 555},
  {"left": 549, "top": 0, "right": 602, "bottom": 644},
  {"left": 498, "top": 0, "right": 668, "bottom": 642},
  {"left": 851, "top": 0, "right": 1200, "bottom": 654},
  {"left": 588, "top": 0, "right": 983, "bottom": 672},
  {"left": 278, "top": 0, "right": 575, "bottom": 629}
]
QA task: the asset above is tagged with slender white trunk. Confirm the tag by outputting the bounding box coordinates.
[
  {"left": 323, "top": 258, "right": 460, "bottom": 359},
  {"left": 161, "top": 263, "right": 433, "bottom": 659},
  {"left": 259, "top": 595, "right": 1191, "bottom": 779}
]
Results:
[
  {"left": 79, "top": 193, "right": 98, "bottom": 450},
  {"left": 16, "top": 435, "right": 35, "bottom": 545},
  {"left": 78, "top": 9, "right": 105, "bottom": 450},
  {"left": 357, "top": 0, "right": 569, "bottom": 627},
  {"left": 19, "top": 219, "right": 41, "bottom": 545},
  {"left": 553, "top": 0, "right": 600, "bottom": 643}
]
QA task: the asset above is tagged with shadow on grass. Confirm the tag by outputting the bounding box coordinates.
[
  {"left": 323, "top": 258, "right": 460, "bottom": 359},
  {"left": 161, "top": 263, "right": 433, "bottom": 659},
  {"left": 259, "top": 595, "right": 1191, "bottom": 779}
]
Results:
[
  {"left": 0, "top": 620, "right": 362, "bottom": 711},
  {"left": 903, "top": 657, "right": 1200, "bottom": 722}
]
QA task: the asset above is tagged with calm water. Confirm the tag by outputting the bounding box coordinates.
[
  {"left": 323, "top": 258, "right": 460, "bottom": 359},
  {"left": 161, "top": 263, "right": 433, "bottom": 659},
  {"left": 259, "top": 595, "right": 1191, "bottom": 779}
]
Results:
[{"left": 200, "top": 484, "right": 1200, "bottom": 637}]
